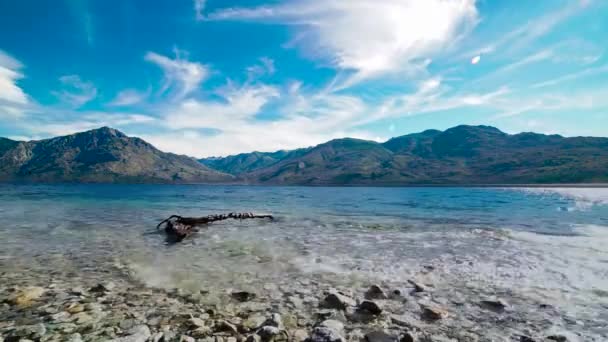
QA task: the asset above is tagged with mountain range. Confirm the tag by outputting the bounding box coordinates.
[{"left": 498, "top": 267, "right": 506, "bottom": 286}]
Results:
[{"left": 1, "top": 125, "right": 607, "bottom": 184}]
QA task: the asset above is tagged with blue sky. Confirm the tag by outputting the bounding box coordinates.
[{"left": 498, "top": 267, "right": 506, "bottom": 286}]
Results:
[{"left": 0, "top": 0, "right": 607, "bottom": 157}]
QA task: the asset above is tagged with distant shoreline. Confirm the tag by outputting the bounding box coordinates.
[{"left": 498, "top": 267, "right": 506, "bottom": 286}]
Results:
[{"left": 1, "top": 182, "right": 607, "bottom": 188}]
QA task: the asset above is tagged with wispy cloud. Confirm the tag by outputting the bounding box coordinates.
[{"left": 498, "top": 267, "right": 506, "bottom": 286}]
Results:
[
  {"left": 53, "top": 75, "right": 97, "bottom": 108},
  {"left": 204, "top": 0, "right": 478, "bottom": 88},
  {"left": 531, "top": 64, "right": 608, "bottom": 89},
  {"left": 145, "top": 50, "right": 209, "bottom": 100},
  {"left": 110, "top": 89, "right": 147, "bottom": 106}
]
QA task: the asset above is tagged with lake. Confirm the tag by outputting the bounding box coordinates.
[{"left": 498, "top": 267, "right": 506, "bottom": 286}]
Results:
[{"left": 1, "top": 185, "right": 607, "bottom": 341}]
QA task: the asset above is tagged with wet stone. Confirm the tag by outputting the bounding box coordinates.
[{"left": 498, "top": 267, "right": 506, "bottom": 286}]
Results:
[
  {"left": 358, "top": 300, "right": 382, "bottom": 315},
  {"left": 420, "top": 304, "right": 448, "bottom": 321},
  {"left": 479, "top": 299, "right": 508, "bottom": 312},
  {"left": 365, "top": 331, "right": 399, "bottom": 342},
  {"left": 321, "top": 292, "right": 356, "bottom": 311},
  {"left": 365, "top": 285, "right": 388, "bottom": 300},
  {"left": 232, "top": 291, "right": 257, "bottom": 302}
]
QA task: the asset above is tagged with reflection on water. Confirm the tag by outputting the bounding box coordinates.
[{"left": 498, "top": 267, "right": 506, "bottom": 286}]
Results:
[{"left": 1, "top": 185, "right": 607, "bottom": 336}]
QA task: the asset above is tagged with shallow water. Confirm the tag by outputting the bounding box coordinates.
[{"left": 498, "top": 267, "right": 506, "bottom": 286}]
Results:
[{"left": 1, "top": 185, "right": 607, "bottom": 339}]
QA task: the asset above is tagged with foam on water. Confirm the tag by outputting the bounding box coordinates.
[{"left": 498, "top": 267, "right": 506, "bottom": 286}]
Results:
[{"left": 520, "top": 187, "right": 608, "bottom": 211}]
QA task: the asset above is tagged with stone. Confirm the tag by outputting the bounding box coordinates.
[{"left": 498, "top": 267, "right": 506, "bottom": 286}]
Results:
[
  {"left": 365, "top": 285, "right": 388, "bottom": 300},
  {"left": 180, "top": 336, "right": 196, "bottom": 342},
  {"left": 120, "top": 319, "right": 138, "bottom": 331},
  {"left": 479, "top": 299, "right": 508, "bottom": 312},
  {"left": 400, "top": 332, "right": 416, "bottom": 342},
  {"left": 257, "top": 326, "right": 281, "bottom": 341},
  {"left": 51, "top": 311, "right": 72, "bottom": 322},
  {"left": 190, "top": 317, "right": 207, "bottom": 328},
  {"left": 390, "top": 314, "right": 416, "bottom": 329},
  {"left": 111, "top": 325, "right": 151, "bottom": 342},
  {"left": 407, "top": 280, "right": 428, "bottom": 293},
  {"left": 357, "top": 301, "right": 382, "bottom": 315},
  {"left": 244, "top": 314, "right": 267, "bottom": 330},
  {"left": 420, "top": 304, "right": 448, "bottom": 321},
  {"left": 232, "top": 291, "right": 256, "bottom": 302},
  {"left": 11, "top": 323, "right": 47, "bottom": 339},
  {"left": 292, "top": 329, "right": 309, "bottom": 342},
  {"left": 191, "top": 327, "right": 212, "bottom": 338},
  {"left": 310, "top": 327, "right": 344, "bottom": 342},
  {"left": 519, "top": 336, "right": 537, "bottom": 342},
  {"left": 318, "top": 320, "right": 344, "bottom": 334},
  {"left": 287, "top": 296, "right": 304, "bottom": 308},
  {"left": 216, "top": 320, "right": 239, "bottom": 335},
  {"left": 90, "top": 282, "right": 116, "bottom": 293},
  {"left": 67, "top": 303, "right": 86, "bottom": 314},
  {"left": 321, "top": 292, "right": 356, "bottom": 310},
  {"left": 546, "top": 335, "right": 568, "bottom": 342},
  {"left": 8, "top": 286, "right": 46, "bottom": 307},
  {"left": 67, "top": 333, "right": 84, "bottom": 342},
  {"left": 347, "top": 329, "right": 365, "bottom": 342},
  {"left": 365, "top": 331, "right": 399, "bottom": 342},
  {"left": 266, "top": 313, "right": 283, "bottom": 328},
  {"left": 246, "top": 334, "right": 262, "bottom": 342}
]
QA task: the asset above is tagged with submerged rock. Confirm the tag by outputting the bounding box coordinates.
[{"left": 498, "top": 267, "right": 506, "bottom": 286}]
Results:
[
  {"left": 7, "top": 286, "right": 45, "bottom": 307},
  {"left": 400, "top": 331, "right": 416, "bottom": 342},
  {"left": 479, "top": 298, "right": 508, "bottom": 312},
  {"left": 357, "top": 300, "right": 382, "bottom": 315},
  {"left": 365, "top": 285, "right": 388, "bottom": 300},
  {"left": 321, "top": 291, "right": 356, "bottom": 310},
  {"left": 364, "top": 331, "right": 399, "bottom": 342},
  {"left": 407, "top": 280, "right": 427, "bottom": 293},
  {"left": 231, "top": 291, "right": 256, "bottom": 302},
  {"left": 420, "top": 304, "right": 448, "bottom": 321},
  {"left": 111, "top": 325, "right": 151, "bottom": 342}
]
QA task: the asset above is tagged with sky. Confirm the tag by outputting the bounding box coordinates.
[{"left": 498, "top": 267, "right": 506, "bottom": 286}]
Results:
[{"left": 0, "top": 0, "right": 607, "bottom": 157}]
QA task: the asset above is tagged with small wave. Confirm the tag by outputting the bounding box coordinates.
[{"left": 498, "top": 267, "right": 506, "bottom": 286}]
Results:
[{"left": 520, "top": 187, "right": 608, "bottom": 211}]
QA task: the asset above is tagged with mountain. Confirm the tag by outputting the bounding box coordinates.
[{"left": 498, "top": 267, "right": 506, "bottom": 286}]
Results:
[
  {"left": 202, "top": 125, "right": 608, "bottom": 185},
  {"left": 0, "top": 127, "right": 233, "bottom": 183},
  {"left": 2, "top": 125, "right": 606, "bottom": 185},
  {"left": 200, "top": 148, "right": 312, "bottom": 175}
]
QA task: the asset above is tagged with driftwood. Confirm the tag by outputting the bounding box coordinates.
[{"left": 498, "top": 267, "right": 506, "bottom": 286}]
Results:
[{"left": 157, "top": 212, "right": 274, "bottom": 242}]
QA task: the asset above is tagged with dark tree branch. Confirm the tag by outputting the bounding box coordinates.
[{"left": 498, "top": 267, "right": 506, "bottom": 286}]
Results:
[{"left": 157, "top": 212, "right": 274, "bottom": 242}]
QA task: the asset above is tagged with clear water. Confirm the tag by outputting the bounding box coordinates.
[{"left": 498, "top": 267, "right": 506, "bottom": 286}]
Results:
[{"left": 1, "top": 185, "right": 607, "bottom": 338}]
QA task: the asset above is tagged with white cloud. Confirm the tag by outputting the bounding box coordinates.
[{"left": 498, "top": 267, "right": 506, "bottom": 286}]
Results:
[
  {"left": 145, "top": 50, "right": 209, "bottom": 100},
  {"left": 0, "top": 50, "right": 28, "bottom": 107},
  {"left": 54, "top": 75, "right": 97, "bottom": 107},
  {"left": 471, "top": 55, "right": 481, "bottom": 64},
  {"left": 206, "top": 0, "right": 478, "bottom": 86},
  {"left": 110, "top": 89, "right": 147, "bottom": 106},
  {"left": 165, "top": 83, "right": 280, "bottom": 130}
]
